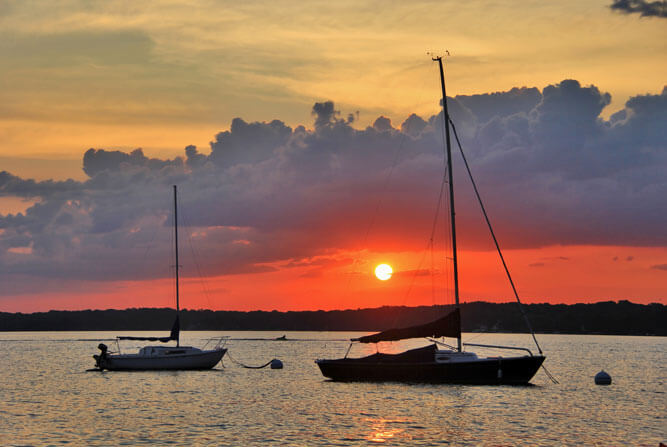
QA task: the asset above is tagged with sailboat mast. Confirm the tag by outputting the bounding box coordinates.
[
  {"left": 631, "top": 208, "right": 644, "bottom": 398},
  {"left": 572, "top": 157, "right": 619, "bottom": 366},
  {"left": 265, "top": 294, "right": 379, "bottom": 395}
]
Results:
[
  {"left": 434, "top": 56, "right": 462, "bottom": 352},
  {"left": 173, "top": 184, "right": 180, "bottom": 347}
]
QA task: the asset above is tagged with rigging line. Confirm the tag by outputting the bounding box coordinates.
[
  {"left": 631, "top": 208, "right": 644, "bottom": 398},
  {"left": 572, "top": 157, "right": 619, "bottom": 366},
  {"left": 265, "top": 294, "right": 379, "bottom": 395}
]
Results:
[
  {"left": 343, "top": 61, "right": 433, "bottom": 307},
  {"left": 139, "top": 210, "right": 162, "bottom": 264},
  {"left": 169, "top": 202, "right": 177, "bottom": 309},
  {"left": 392, "top": 171, "right": 449, "bottom": 329},
  {"left": 178, "top": 196, "right": 216, "bottom": 308},
  {"left": 340, "top": 112, "right": 411, "bottom": 305},
  {"left": 361, "top": 124, "right": 409, "bottom": 243},
  {"left": 437, "top": 97, "right": 454, "bottom": 308},
  {"left": 389, "top": 145, "right": 449, "bottom": 327},
  {"left": 430, "top": 238, "right": 435, "bottom": 305},
  {"left": 448, "top": 117, "right": 543, "bottom": 355},
  {"left": 399, "top": 238, "right": 431, "bottom": 311},
  {"left": 429, "top": 171, "right": 448, "bottom": 305},
  {"left": 362, "top": 58, "right": 434, "bottom": 242}
]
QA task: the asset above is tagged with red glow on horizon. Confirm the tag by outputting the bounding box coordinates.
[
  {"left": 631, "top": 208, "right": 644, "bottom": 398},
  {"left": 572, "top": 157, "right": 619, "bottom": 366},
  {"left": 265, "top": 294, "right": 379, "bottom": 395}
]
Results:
[{"left": 1, "top": 245, "right": 665, "bottom": 313}]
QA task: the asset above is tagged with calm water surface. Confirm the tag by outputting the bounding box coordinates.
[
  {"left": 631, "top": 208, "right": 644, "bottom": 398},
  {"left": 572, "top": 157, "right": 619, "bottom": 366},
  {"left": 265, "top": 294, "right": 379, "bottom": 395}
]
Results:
[{"left": 0, "top": 332, "right": 664, "bottom": 446}]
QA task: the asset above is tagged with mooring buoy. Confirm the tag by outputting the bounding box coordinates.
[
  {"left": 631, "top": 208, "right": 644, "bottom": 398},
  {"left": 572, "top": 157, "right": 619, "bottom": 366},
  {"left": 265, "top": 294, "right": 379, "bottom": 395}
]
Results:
[
  {"left": 270, "top": 359, "right": 284, "bottom": 369},
  {"left": 595, "top": 370, "right": 612, "bottom": 385}
]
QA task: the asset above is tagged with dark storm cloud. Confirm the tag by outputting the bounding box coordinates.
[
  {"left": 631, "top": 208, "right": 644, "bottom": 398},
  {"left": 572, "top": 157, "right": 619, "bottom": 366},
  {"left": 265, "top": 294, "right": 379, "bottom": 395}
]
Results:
[
  {"left": 0, "top": 171, "right": 82, "bottom": 198},
  {"left": 83, "top": 148, "right": 182, "bottom": 177},
  {"left": 456, "top": 87, "right": 542, "bottom": 125},
  {"left": 610, "top": 0, "right": 667, "bottom": 18},
  {"left": 1, "top": 79, "right": 666, "bottom": 288},
  {"left": 312, "top": 101, "right": 339, "bottom": 128}
]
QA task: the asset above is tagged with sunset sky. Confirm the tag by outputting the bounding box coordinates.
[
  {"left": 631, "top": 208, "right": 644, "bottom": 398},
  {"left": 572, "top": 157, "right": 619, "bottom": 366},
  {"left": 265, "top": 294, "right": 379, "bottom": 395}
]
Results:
[{"left": 1, "top": 0, "right": 665, "bottom": 312}]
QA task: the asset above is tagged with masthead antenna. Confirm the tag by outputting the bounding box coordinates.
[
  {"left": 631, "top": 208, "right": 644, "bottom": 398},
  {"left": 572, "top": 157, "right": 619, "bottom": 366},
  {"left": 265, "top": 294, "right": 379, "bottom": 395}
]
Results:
[{"left": 427, "top": 50, "right": 450, "bottom": 61}]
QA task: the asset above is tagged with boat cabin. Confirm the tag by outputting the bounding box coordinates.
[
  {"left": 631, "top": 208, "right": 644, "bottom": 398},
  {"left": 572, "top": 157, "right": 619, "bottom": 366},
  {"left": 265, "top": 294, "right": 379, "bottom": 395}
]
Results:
[
  {"left": 137, "top": 346, "right": 202, "bottom": 357},
  {"left": 435, "top": 350, "right": 479, "bottom": 363}
]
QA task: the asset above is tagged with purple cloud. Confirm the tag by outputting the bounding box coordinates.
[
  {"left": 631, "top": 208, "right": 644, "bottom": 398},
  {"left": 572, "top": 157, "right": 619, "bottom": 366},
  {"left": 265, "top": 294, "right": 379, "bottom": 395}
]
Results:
[{"left": 1, "top": 80, "right": 665, "bottom": 293}]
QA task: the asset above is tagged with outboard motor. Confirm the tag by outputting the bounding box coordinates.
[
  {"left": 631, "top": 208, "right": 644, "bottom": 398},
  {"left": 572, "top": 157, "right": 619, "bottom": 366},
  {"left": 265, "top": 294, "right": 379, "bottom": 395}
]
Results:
[{"left": 93, "top": 343, "right": 108, "bottom": 368}]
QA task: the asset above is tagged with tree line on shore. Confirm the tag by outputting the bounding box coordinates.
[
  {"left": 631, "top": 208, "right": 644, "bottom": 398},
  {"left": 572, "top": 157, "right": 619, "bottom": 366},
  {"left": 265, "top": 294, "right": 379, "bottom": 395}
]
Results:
[{"left": 0, "top": 300, "right": 664, "bottom": 336}]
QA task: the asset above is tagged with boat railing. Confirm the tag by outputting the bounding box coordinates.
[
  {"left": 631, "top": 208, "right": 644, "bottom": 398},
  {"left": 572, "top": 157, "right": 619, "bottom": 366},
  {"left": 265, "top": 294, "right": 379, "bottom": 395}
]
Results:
[
  {"left": 463, "top": 342, "right": 534, "bottom": 356},
  {"left": 202, "top": 336, "right": 230, "bottom": 350},
  {"left": 428, "top": 338, "right": 534, "bottom": 356},
  {"left": 427, "top": 338, "right": 458, "bottom": 351}
]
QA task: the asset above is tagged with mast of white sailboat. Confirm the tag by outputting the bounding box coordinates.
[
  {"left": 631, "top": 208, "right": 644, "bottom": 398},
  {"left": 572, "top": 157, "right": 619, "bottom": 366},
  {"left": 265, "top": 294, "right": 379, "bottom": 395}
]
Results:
[
  {"left": 173, "top": 184, "right": 180, "bottom": 347},
  {"left": 433, "top": 55, "right": 462, "bottom": 352}
]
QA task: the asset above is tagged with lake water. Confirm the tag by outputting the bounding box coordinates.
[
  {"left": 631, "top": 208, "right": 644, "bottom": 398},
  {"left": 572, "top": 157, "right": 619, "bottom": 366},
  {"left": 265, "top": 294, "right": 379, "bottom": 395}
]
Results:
[{"left": 0, "top": 332, "right": 664, "bottom": 446}]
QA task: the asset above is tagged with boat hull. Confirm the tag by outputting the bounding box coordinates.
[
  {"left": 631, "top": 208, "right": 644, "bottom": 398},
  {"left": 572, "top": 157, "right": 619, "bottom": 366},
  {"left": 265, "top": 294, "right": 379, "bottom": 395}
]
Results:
[
  {"left": 316, "top": 354, "right": 545, "bottom": 385},
  {"left": 97, "top": 348, "right": 226, "bottom": 371}
]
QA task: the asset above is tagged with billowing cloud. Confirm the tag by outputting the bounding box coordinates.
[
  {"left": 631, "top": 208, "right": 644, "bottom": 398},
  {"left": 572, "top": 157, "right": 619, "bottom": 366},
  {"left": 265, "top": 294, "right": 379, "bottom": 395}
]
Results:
[
  {"left": 610, "top": 0, "right": 667, "bottom": 18},
  {"left": 1, "top": 80, "right": 665, "bottom": 292}
]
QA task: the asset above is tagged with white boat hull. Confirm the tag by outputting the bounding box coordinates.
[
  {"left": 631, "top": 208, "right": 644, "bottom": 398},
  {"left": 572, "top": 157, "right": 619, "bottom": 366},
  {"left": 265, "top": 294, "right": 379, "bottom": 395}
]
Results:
[{"left": 95, "top": 346, "right": 226, "bottom": 371}]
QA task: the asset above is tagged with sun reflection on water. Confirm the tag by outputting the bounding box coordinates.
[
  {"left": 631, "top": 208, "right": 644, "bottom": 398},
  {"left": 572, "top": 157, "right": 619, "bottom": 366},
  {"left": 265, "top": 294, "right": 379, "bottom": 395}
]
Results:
[{"left": 365, "top": 417, "right": 411, "bottom": 443}]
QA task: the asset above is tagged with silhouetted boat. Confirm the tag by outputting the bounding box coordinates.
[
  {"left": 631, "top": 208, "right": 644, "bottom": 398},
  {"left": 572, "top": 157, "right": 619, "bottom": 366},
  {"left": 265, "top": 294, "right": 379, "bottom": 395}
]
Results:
[
  {"left": 316, "top": 57, "right": 545, "bottom": 384},
  {"left": 93, "top": 186, "right": 227, "bottom": 371}
]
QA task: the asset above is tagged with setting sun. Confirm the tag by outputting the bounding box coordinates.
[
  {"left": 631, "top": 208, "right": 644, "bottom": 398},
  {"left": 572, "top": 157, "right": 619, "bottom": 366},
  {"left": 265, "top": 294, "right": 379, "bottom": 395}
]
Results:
[{"left": 374, "top": 264, "right": 393, "bottom": 281}]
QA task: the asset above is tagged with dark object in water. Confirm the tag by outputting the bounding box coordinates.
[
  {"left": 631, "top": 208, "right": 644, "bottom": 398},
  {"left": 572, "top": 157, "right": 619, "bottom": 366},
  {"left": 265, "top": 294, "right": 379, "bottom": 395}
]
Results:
[
  {"left": 275, "top": 335, "right": 287, "bottom": 341},
  {"left": 315, "top": 56, "right": 547, "bottom": 386},
  {"left": 595, "top": 370, "right": 612, "bottom": 385},
  {"left": 317, "top": 344, "right": 544, "bottom": 384},
  {"left": 270, "top": 359, "right": 284, "bottom": 369}
]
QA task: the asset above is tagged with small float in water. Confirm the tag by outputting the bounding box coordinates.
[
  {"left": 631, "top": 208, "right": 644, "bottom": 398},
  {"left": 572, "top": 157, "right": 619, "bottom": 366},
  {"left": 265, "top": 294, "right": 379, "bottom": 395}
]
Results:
[{"left": 595, "top": 370, "right": 612, "bottom": 385}]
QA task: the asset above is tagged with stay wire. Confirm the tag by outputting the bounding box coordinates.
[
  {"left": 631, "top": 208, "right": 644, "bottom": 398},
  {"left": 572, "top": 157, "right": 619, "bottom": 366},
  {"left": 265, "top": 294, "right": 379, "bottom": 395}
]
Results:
[
  {"left": 438, "top": 98, "right": 454, "bottom": 308},
  {"left": 340, "top": 125, "right": 408, "bottom": 305},
  {"left": 448, "top": 117, "right": 543, "bottom": 355},
  {"left": 341, "top": 61, "right": 432, "bottom": 309},
  {"left": 177, "top": 192, "right": 216, "bottom": 310},
  {"left": 429, "top": 171, "right": 448, "bottom": 305},
  {"left": 392, "top": 168, "right": 449, "bottom": 329}
]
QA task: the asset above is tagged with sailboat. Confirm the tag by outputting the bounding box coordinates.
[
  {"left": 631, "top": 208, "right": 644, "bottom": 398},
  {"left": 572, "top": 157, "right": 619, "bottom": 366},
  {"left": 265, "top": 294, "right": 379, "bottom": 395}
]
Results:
[
  {"left": 93, "top": 185, "right": 227, "bottom": 371},
  {"left": 315, "top": 57, "right": 546, "bottom": 384}
]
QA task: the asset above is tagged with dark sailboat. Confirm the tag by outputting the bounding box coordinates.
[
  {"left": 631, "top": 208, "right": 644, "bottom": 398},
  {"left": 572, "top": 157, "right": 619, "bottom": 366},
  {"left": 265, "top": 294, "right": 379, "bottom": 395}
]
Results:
[
  {"left": 316, "top": 57, "right": 545, "bottom": 384},
  {"left": 93, "top": 186, "right": 227, "bottom": 371}
]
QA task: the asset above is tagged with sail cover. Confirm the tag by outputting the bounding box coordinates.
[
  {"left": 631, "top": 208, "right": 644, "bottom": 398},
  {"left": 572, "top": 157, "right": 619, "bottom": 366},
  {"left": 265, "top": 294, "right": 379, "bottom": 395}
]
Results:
[
  {"left": 352, "top": 308, "right": 460, "bottom": 343},
  {"left": 118, "top": 315, "right": 180, "bottom": 343}
]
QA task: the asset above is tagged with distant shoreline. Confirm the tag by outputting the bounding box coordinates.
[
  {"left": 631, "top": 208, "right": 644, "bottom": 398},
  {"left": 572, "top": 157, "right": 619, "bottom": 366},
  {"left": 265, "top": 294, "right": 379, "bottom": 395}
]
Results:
[{"left": 1, "top": 301, "right": 664, "bottom": 336}]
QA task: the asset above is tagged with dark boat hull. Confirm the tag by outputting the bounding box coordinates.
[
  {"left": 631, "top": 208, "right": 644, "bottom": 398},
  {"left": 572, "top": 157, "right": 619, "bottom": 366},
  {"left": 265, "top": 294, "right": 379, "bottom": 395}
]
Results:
[{"left": 316, "top": 352, "right": 545, "bottom": 385}]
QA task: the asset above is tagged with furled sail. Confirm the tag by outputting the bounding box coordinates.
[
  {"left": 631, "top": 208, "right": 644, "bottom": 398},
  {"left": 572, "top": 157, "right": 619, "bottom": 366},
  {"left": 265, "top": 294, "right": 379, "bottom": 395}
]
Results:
[
  {"left": 352, "top": 308, "right": 460, "bottom": 343},
  {"left": 118, "top": 315, "right": 180, "bottom": 343}
]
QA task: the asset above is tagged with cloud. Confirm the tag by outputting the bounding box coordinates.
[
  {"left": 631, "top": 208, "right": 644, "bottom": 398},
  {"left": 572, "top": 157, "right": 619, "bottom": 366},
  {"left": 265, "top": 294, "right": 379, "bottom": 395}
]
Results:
[
  {"left": 1, "top": 80, "right": 666, "bottom": 293},
  {"left": 610, "top": 0, "right": 667, "bottom": 18},
  {"left": 83, "top": 148, "right": 182, "bottom": 177},
  {"left": 650, "top": 263, "right": 667, "bottom": 271},
  {"left": 0, "top": 171, "right": 82, "bottom": 198}
]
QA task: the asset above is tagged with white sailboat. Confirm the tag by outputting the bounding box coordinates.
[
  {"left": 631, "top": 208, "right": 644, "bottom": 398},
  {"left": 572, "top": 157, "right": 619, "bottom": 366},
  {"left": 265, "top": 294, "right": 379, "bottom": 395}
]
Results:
[{"left": 93, "top": 185, "right": 227, "bottom": 371}]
